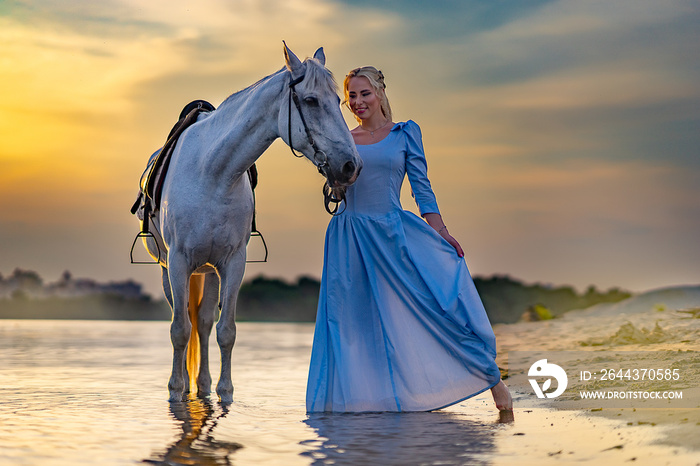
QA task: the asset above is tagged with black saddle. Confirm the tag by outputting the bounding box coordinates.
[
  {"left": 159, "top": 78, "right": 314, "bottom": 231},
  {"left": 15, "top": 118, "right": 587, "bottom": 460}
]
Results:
[{"left": 130, "top": 99, "right": 261, "bottom": 238}]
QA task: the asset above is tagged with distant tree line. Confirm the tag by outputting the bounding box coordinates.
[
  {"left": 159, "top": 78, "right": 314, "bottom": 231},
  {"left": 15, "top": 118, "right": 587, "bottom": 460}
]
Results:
[
  {"left": 235, "top": 274, "right": 631, "bottom": 324},
  {"left": 472, "top": 275, "right": 631, "bottom": 323},
  {"left": 0, "top": 294, "right": 171, "bottom": 320},
  {"left": 0, "top": 268, "right": 168, "bottom": 320},
  {"left": 0, "top": 269, "right": 631, "bottom": 323},
  {"left": 236, "top": 276, "right": 320, "bottom": 322}
]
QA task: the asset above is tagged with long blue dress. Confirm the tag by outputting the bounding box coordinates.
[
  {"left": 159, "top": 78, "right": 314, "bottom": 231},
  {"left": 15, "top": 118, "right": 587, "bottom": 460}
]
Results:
[{"left": 306, "top": 120, "right": 501, "bottom": 413}]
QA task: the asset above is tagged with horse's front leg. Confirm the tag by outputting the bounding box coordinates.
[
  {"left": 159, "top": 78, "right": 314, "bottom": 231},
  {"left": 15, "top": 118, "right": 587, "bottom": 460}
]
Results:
[
  {"left": 161, "top": 266, "right": 173, "bottom": 308},
  {"left": 216, "top": 253, "right": 246, "bottom": 403},
  {"left": 196, "top": 272, "right": 220, "bottom": 396},
  {"left": 167, "top": 257, "right": 193, "bottom": 402}
]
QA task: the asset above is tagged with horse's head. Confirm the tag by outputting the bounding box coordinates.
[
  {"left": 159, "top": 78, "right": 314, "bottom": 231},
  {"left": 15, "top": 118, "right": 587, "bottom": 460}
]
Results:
[{"left": 281, "top": 43, "right": 362, "bottom": 188}]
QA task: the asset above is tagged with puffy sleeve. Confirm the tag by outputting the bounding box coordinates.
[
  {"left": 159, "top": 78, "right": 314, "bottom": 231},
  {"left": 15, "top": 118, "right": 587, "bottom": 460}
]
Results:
[{"left": 400, "top": 120, "right": 441, "bottom": 216}]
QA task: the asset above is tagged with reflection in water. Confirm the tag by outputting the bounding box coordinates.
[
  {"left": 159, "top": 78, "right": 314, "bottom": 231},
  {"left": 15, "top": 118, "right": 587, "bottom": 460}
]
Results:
[
  {"left": 1, "top": 321, "right": 523, "bottom": 465},
  {"left": 302, "top": 410, "right": 505, "bottom": 465},
  {"left": 143, "top": 398, "right": 242, "bottom": 465}
]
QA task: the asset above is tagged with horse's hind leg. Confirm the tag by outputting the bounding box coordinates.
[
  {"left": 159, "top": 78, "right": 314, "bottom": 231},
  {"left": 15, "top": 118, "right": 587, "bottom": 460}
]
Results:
[
  {"left": 166, "top": 256, "right": 193, "bottom": 402},
  {"left": 216, "top": 254, "right": 246, "bottom": 403},
  {"left": 196, "top": 272, "right": 219, "bottom": 397}
]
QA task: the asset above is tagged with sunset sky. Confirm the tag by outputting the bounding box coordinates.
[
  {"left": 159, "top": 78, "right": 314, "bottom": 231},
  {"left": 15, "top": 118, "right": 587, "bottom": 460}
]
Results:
[{"left": 1, "top": 0, "right": 698, "bottom": 297}]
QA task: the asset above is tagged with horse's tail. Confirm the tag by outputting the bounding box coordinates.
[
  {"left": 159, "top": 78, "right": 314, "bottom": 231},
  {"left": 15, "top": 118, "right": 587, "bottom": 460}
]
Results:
[{"left": 187, "top": 275, "right": 204, "bottom": 396}]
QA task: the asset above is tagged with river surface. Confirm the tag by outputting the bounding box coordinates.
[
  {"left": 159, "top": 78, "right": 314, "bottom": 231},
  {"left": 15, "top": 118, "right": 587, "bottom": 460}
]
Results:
[{"left": 0, "top": 319, "right": 512, "bottom": 465}]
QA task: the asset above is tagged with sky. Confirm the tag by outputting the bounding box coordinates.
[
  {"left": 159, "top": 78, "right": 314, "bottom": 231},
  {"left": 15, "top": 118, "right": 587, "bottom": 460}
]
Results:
[{"left": 1, "top": 0, "right": 699, "bottom": 297}]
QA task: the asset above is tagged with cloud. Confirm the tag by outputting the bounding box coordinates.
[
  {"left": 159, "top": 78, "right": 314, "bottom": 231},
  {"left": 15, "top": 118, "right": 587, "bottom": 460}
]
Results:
[
  {"left": 332, "top": 0, "right": 557, "bottom": 40},
  {"left": 0, "top": 0, "right": 698, "bottom": 294}
]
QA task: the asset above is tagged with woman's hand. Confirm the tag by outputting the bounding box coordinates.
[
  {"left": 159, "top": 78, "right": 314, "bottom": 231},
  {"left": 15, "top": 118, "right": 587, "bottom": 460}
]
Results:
[
  {"left": 423, "top": 213, "right": 465, "bottom": 258},
  {"left": 440, "top": 229, "right": 465, "bottom": 258}
]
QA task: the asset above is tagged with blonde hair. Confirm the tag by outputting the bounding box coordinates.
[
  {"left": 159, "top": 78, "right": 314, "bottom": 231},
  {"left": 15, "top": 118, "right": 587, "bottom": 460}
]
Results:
[{"left": 343, "top": 66, "right": 393, "bottom": 123}]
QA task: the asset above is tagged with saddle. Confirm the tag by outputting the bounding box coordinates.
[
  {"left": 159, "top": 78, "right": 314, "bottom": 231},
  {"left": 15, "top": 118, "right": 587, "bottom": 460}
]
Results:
[{"left": 130, "top": 100, "right": 263, "bottom": 261}]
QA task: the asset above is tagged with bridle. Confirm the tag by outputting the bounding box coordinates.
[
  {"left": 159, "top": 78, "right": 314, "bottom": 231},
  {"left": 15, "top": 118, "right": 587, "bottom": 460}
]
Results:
[
  {"left": 287, "top": 72, "right": 345, "bottom": 215},
  {"left": 287, "top": 73, "right": 329, "bottom": 174}
]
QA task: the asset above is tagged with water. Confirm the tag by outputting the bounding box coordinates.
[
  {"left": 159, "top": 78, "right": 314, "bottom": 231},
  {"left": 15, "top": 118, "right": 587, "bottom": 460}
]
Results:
[{"left": 0, "top": 320, "right": 510, "bottom": 465}]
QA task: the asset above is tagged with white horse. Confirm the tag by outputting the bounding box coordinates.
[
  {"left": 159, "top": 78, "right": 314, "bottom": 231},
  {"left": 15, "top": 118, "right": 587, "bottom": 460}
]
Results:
[{"left": 139, "top": 44, "right": 362, "bottom": 402}]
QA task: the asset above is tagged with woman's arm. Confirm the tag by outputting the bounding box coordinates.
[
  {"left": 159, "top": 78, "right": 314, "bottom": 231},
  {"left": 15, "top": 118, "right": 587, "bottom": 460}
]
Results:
[
  {"left": 423, "top": 212, "right": 465, "bottom": 258},
  {"left": 400, "top": 121, "right": 464, "bottom": 258}
]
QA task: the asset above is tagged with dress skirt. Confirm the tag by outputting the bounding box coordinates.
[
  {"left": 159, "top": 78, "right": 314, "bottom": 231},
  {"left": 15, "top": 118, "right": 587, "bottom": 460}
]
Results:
[{"left": 306, "top": 210, "right": 502, "bottom": 413}]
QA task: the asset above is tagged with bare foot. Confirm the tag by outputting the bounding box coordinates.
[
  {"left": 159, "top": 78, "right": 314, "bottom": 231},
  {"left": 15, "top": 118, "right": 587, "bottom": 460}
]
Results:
[
  {"left": 491, "top": 380, "right": 513, "bottom": 411},
  {"left": 498, "top": 409, "right": 515, "bottom": 423}
]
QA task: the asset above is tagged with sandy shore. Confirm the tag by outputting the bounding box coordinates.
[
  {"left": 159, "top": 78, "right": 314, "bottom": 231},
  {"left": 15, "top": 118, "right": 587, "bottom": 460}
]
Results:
[
  {"left": 488, "top": 405, "right": 698, "bottom": 465},
  {"left": 485, "top": 286, "right": 699, "bottom": 465}
]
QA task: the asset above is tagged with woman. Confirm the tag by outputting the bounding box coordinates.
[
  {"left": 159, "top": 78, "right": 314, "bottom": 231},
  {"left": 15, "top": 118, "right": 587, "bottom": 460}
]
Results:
[{"left": 306, "top": 66, "right": 512, "bottom": 413}]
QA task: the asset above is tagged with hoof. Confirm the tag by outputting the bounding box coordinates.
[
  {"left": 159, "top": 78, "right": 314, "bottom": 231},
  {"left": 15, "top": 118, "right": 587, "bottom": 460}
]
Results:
[
  {"left": 168, "top": 379, "right": 186, "bottom": 402},
  {"left": 198, "top": 376, "right": 212, "bottom": 397},
  {"left": 217, "top": 384, "right": 234, "bottom": 404},
  {"left": 168, "top": 391, "right": 186, "bottom": 402},
  {"left": 218, "top": 391, "right": 234, "bottom": 404}
]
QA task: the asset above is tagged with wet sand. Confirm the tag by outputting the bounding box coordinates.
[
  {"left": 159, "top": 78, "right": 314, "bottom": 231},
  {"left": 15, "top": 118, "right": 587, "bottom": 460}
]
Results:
[
  {"left": 491, "top": 286, "right": 700, "bottom": 465},
  {"left": 489, "top": 405, "right": 698, "bottom": 465}
]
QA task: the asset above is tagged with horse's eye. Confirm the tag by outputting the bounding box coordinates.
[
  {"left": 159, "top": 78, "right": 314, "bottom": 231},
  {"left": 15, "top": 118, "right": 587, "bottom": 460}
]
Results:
[{"left": 304, "top": 96, "right": 319, "bottom": 106}]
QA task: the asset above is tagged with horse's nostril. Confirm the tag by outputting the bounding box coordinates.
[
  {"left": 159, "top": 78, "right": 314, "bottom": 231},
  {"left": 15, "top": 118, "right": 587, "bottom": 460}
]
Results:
[{"left": 343, "top": 161, "right": 356, "bottom": 175}]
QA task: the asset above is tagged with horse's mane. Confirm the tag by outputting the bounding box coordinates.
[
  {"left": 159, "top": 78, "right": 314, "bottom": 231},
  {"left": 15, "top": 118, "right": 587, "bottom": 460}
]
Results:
[
  {"left": 303, "top": 57, "right": 338, "bottom": 95},
  {"left": 218, "top": 56, "right": 337, "bottom": 109}
]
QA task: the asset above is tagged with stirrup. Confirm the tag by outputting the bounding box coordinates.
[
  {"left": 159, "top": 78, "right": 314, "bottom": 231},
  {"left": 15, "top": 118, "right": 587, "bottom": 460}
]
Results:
[
  {"left": 246, "top": 230, "right": 268, "bottom": 263},
  {"left": 130, "top": 231, "right": 161, "bottom": 265}
]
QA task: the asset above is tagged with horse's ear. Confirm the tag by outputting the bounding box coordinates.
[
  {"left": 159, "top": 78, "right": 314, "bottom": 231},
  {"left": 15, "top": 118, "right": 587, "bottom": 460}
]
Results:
[
  {"left": 313, "top": 47, "right": 326, "bottom": 66},
  {"left": 283, "top": 41, "right": 303, "bottom": 78}
]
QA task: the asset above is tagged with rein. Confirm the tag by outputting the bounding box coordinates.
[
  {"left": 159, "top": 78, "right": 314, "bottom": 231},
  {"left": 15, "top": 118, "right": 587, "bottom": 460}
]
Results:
[{"left": 287, "top": 73, "right": 345, "bottom": 215}]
